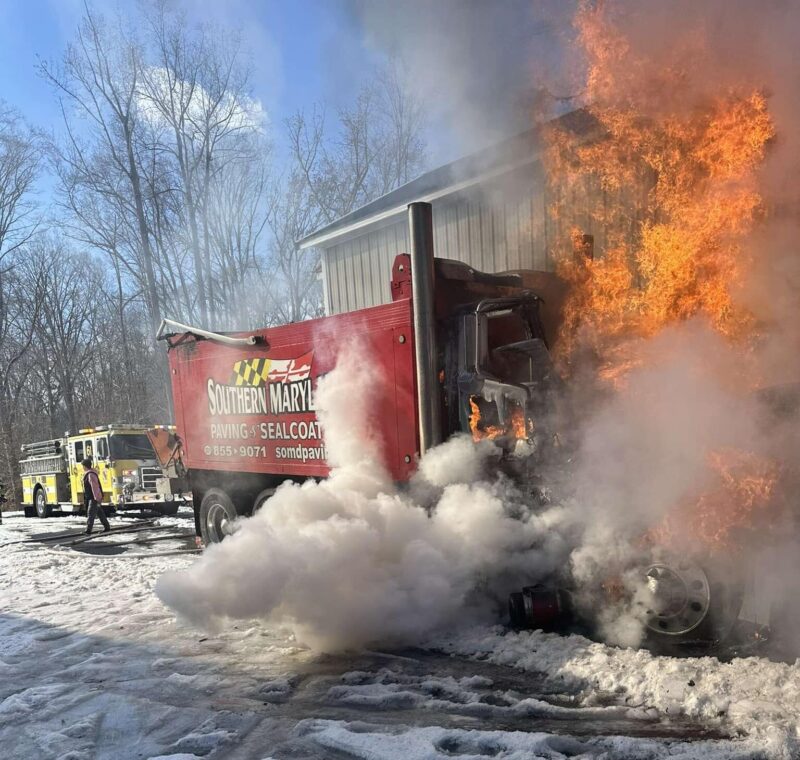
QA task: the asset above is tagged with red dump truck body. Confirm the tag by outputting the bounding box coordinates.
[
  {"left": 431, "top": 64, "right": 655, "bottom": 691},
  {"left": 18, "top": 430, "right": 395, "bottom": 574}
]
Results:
[
  {"left": 167, "top": 298, "right": 419, "bottom": 483},
  {"left": 161, "top": 203, "right": 564, "bottom": 545}
]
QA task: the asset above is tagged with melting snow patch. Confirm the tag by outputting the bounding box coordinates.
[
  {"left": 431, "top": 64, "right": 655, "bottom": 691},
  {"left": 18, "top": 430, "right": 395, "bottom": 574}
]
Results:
[
  {"left": 167, "top": 724, "right": 236, "bottom": 757},
  {"left": 300, "top": 719, "right": 760, "bottom": 760},
  {"left": 326, "top": 667, "right": 657, "bottom": 726},
  {"left": 431, "top": 626, "right": 800, "bottom": 758}
]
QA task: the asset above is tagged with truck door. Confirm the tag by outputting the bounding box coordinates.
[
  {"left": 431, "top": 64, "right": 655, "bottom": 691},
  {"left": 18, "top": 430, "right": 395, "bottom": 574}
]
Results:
[
  {"left": 95, "top": 436, "right": 112, "bottom": 501},
  {"left": 71, "top": 440, "right": 84, "bottom": 504}
]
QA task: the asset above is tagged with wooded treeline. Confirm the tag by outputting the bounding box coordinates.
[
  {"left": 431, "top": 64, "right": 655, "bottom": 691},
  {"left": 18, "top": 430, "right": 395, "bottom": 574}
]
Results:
[{"left": 0, "top": 1, "right": 426, "bottom": 506}]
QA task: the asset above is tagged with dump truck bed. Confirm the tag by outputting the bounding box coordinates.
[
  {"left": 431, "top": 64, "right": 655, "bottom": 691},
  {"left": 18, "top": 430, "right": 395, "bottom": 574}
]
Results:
[{"left": 166, "top": 298, "right": 419, "bottom": 482}]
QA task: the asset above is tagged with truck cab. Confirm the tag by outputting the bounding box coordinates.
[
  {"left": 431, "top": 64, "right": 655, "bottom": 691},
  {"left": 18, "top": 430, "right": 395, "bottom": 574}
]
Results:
[{"left": 390, "top": 252, "right": 564, "bottom": 455}]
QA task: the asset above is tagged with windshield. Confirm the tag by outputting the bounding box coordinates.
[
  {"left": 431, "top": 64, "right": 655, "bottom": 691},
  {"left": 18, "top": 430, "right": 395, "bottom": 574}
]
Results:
[
  {"left": 482, "top": 308, "right": 534, "bottom": 384},
  {"left": 109, "top": 434, "right": 155, "bottom": 460}
]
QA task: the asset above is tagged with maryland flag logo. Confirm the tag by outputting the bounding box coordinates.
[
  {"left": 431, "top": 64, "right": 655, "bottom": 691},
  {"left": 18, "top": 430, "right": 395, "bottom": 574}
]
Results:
[{"left": 231, "top": 352, "right": 313, "bottom": 387}]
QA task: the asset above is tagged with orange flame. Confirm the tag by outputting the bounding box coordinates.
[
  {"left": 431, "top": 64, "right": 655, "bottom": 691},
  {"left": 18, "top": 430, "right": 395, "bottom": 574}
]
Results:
[
  {"left": 546, "top": 4, "right": 775, "bottom": 374},
  {"left": 469, "top": 398, "right": 529, "bottom": 443},
  {"left": 646, "top": 449, "right": 779, "bottom": 554},
  {"left": 545, "top": 5, "right": 782, "bottom": 551}
]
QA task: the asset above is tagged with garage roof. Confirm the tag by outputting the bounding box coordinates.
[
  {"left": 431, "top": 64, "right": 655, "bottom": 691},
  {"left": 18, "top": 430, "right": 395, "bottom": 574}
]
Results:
[{"left": 297, "top": 109, "right": 595, "bottom": 250}]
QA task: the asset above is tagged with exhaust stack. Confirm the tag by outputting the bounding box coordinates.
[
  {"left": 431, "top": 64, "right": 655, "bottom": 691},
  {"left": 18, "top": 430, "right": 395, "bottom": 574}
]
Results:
[{"left": 408, "top": 202, "right": 442, "bottom": 455}]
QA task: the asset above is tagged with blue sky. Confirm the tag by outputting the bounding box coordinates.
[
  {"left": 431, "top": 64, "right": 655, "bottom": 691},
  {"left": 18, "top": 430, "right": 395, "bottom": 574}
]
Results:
[
  {"left": 0, "top": 0, "right": 381, "bottom": 154},
  {"left": 0, "top": 0, "right": 570, "bottom": 193}
]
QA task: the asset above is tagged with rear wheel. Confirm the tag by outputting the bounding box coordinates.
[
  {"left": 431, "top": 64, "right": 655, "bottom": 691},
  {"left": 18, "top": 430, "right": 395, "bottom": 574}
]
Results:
[
  {"left": 644, "top": 557, "right": 744, "bottom": 648},
  {"left": 34, "top": 487, "right": 52, "bottom": 519},
  {"left": 252, "top": 488, "right": 275, "bottom": 514},
  {"left": 199, "top": 489, "right": 239, "bottom": 545}
]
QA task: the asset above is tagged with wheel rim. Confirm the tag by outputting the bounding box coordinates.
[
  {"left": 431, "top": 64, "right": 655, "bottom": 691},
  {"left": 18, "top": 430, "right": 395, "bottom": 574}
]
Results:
[
  {"left": 205, "top": 501, "right": 235, "bottom": 543},
  {"left": 36, "top": 490, "right": 46, "bottom": 517},
  {"left": 644, "top": 562, "right": 711, "bottom": 636}
]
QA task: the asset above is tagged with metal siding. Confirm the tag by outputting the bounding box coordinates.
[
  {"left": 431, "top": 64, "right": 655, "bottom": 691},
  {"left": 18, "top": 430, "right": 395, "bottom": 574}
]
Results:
[
  {"left": 320, "top": 253, "right": 332, "bottom": 314},
  {"left": 357, "top": 234, "right": 369, "bottom": 308},
  {"left": 497, "top": 204, "right": 510, "bottom": 271},
  {"left": 327, "top": 245, "right": 340, "bottom": 314},
  {"left": 343, "top": 240, "right": 356, "bottom": 312},
  {"left": 320, "top": 162, "right": 566, "bottom": 314},
  {"left": 336, "top": 245, "right": 347, "bottom": 311},
  {"left": 468, "top": 199, "right": 483, "bottom": 272},
  {"left": 509, "top": 196, "right": 522, "bottom": 271},
  {"left": 432, "top": 207, "right": 446, "bottom": 260},
  {"left": 324, "top": 221, "right": 409, "bottom": 314},
  {"left": 342, "top": 238, "right": 356, "bottom": 313},
  {"left": 368, "top": 230, "right": 382, "bottom": 308}
]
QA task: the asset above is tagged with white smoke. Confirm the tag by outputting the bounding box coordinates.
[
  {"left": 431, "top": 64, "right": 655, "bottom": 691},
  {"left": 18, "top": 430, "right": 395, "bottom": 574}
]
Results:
[
  {"left": 156, "top": 346, "right": 572, "bottom": 651},
  {"left": 560, "top": 320, "right": 798, "bottom": 648},
  {"left": 157, "top": 322, "right": 786, "bottom": 652}
]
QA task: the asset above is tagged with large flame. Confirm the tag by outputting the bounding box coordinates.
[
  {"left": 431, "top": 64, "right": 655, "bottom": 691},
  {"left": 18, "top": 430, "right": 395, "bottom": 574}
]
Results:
[
  {"left": 546, "top": 4, "right": 775, "bottom": 371},
  {"left": 545, "top": 3, "right": 780, "bottom": 552},
  {"left": 646, "top": 449, "right": 779, "bottom": 554}
]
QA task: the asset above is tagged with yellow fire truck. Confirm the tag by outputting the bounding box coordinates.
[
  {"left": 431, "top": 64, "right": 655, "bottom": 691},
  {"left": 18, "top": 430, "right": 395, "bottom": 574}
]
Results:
[{"left": 19, "top": 424, "right": 188, "bottom": 518}]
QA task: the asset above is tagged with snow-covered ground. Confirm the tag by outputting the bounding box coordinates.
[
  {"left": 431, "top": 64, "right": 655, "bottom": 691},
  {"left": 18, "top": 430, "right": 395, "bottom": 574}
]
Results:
[{"left": 2, "top": 509, "right": 799, "bottom": 759}]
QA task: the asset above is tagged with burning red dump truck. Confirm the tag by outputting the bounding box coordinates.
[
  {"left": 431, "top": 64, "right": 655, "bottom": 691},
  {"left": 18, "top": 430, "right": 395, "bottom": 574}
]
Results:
[
  {"left": 158, "top": 203, "right": 563, "bottom": 545},
  {"left": 158, "top": 202, "right": 784, "bottom": 651}
]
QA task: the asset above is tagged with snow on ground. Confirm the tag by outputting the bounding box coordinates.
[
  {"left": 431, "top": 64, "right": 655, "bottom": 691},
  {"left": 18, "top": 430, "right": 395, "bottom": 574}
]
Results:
[
  {"left": 431, "top": 627, "right": 800, "bottom": 758},
  {"left": 2, "top": 509, "right": 800, "bottom": 759},
  {"left": 0, "top": 510, "right": 302, "bottom": 759},
  {"left": 299, "top": 720, "right": 754, "bottom": 760}
]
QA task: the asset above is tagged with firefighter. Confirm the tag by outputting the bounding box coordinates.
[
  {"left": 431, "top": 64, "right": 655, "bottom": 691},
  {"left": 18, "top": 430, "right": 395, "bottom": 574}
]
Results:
[{"left": 81, "top": 457, "right": 111, "bottom": 534}]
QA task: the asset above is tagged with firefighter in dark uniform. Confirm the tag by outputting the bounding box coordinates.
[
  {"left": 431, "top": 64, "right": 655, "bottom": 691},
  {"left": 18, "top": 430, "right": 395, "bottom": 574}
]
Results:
[{"left": 82, "top": 457, "right": 111, "bottom": 534}]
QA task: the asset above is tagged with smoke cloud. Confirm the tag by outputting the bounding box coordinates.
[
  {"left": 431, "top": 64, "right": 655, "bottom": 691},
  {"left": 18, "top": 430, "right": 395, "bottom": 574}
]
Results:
[
  {"left": 346, "top": 0, "right": 576, "bottom": 161},
  {"left": 156, "top": 346, "right": 573, "bottom": 651}
]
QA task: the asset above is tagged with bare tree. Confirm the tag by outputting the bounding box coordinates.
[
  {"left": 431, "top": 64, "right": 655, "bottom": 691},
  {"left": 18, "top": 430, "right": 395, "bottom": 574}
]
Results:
[
  {"left": 206, "top": 147, "right": 272, "bottom": 329},
  {"left": 266, "top": 168, "right": 325, "bottom": 324},
  {"left": 0, "top": 106, "right": 41, "bottom": 506},
  {"left": 373, "top": 57, "right": 427, "bottom": 192},
  {"left": 25, "top": 240, "right": 103, "bottom": 432},
  {"left": 0, "top": 258, "right": 43, "bottom": 506},
  {"left": 40, "top": 7, "right": 162, "bottom": 340},
  {"left": 280, "top": 59, "right": 427, "bottom": 319},
  {"left": 286, "top": 60, "right": 427, "bottom": 225},
  {"left": 140, "top": 1, "right": 262, "bottom": 327},
  {"left": 0, "top": 104, "right": 40, "bottom": 266}
]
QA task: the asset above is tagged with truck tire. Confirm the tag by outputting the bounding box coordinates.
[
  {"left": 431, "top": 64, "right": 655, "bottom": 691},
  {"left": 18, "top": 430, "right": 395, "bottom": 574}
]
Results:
[
  {"left": 252, "top": 488, "right": 276, "bottom": 514},
  {"left": 199, "top": 489, "right": 239, "bottom": 545},
  {"left": 34, "top": 487, "right": 52, "bottom": 519},
  {"left": 644, "top": 556, "right": 745, "bottom": 651}
]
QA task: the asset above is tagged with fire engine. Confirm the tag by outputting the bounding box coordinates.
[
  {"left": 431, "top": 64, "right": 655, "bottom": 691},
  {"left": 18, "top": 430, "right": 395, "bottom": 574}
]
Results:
[{"left": 20, "top": 424, "right": 188, "bottom": 518}]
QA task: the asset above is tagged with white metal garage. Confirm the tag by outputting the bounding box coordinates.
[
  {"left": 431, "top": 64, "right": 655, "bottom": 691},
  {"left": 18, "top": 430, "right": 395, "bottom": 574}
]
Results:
[{"left": 298, "top": 111, "right": 598, "bottom": 316}]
